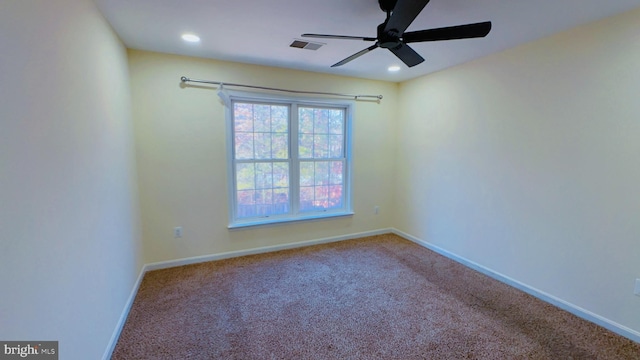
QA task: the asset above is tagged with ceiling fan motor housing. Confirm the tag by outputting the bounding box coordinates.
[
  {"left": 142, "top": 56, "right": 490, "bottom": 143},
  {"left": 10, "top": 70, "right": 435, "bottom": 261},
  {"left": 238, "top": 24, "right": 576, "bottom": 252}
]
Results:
[
  {"left": 379, "top": 0, "right": 398, "bottom": 12},
  {"left": 377, "top": 23, "right": 401, "bottom": 49}
]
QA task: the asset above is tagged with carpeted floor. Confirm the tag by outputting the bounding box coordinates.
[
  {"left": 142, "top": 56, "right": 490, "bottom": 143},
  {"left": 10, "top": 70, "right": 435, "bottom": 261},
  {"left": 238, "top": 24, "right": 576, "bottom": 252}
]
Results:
[{"left": 112, "top": 233, "right": 640, "bottom": 359}]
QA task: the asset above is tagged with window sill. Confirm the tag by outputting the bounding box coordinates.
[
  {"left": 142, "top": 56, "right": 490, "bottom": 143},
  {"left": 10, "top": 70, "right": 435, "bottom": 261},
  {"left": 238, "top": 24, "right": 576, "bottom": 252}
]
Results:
[{"left": 228, "top": 211, "right": 354, "bottom": 229}]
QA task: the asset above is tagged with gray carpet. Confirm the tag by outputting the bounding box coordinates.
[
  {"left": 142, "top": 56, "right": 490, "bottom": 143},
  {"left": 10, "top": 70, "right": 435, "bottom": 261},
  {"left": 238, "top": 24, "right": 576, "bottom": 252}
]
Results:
[{"left": 112, "top": 233, "right": 640, "bottom": 359}]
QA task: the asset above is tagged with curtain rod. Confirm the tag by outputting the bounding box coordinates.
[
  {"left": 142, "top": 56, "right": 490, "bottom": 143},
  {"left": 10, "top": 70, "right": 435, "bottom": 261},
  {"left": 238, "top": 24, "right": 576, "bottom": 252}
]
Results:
[{"left": 180, "top": 76, "right": 383, "bottom": 101}]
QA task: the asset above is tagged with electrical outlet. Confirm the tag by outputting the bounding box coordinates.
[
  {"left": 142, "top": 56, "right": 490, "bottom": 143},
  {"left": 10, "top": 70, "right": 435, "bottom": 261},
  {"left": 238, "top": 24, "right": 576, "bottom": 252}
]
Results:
[
  {"left": 374, "top": 206, "right": 380, "bottom": 215},
  {"left": 174, "top": 226, "right": 183, "bottom": 239},
  {"left": 634, "top": 279, "right": 640, "bottom": 296}
]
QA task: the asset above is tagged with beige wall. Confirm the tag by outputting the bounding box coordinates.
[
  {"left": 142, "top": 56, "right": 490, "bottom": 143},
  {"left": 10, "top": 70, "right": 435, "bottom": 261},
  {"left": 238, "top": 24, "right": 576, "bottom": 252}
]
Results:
[
  {"left": 395, "top": 8, "right": 640, "bottom": 336},
  {"left": 0, "top": 0, "right": 142, "bottom": 359},
  {"left": 128, "top": 50, "right": 398, "bottom": 264}
]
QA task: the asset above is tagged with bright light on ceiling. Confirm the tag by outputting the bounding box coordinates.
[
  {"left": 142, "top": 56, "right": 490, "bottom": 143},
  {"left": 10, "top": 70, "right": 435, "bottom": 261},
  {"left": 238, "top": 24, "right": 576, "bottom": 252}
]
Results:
[
  {"left": 388, "top": 65, "right": 401, "bottom": 72},
  {"left": 181, "top": 33, "right": 201, "bottom": 43}
]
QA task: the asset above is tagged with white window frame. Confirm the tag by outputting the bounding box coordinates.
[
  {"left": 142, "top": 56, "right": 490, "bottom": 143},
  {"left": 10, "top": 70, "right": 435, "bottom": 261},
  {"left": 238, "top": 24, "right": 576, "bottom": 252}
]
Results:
[{"left": 224, "top": 91, "right": 354, "bottom": 228}]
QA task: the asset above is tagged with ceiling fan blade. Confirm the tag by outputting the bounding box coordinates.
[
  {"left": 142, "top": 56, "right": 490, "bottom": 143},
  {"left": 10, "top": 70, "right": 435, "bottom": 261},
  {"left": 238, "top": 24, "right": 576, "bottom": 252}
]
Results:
[
  {"left": 302, "top": 33, "right": 377, "bottom": 41},
  {"left": 384, "top": 0, "right": 431, "bottom": 35},
  {"left": 388, "top": 42, "right": 424, "bottom": 67},
  {"left": 331, "top": 44, "right": 379, "bottom": 67},
  {"left": 403, "top": 21, "right": 492, "bottom": 43}
]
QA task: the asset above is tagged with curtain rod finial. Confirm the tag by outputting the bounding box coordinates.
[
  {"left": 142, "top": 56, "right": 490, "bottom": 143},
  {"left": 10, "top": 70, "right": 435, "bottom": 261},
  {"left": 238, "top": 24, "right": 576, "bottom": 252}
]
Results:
[{"left": 181, "top": 76, "right": 188, "bottom": 82}]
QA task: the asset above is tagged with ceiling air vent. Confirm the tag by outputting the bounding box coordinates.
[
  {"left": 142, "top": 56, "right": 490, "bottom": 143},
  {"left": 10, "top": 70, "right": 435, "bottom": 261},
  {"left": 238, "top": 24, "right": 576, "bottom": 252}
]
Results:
[{"left": 290, "top": 39, "right": 324, "bottom": 50}]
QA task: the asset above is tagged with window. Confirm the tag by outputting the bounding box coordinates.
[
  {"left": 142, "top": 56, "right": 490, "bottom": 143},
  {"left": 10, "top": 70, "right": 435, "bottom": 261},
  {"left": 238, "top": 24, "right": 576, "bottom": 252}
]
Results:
[{"left": 226, "top": 93, "right": 352, "bottom": 228}]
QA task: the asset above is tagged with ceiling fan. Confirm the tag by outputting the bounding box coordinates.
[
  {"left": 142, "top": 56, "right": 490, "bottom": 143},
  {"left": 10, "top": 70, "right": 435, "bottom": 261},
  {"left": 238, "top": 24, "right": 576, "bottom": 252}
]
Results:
[{"left": 301, "top": 0, "right": 492, "bottom": 68}]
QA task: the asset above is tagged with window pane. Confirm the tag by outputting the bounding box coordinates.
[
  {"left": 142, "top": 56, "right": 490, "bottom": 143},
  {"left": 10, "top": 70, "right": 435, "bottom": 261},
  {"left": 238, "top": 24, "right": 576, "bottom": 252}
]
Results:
[
  {"left": 314, "top": 161, "right": 329, "bottom": 185},
  {"left": 299, "top": 134, "right": 313, "bottom": 159},
  {"left": 255, "top": 163, "right": 273, "bottom": 189},
  {"left": 329, "top": 109, "right": 344, "bottom": 135},
  {"left": 235, "top": 133, "right": 254, "bottom": 160},
  {"left": 272, "top": 107, "right": 288, "bottom": 133},
  {"left": 234, "top": 103, "right": 254, "bottom": 132},
  {"left": 315, "top": 186, "right": 329, "bottom": 203},
  {"left": 329, "top": 135, "right": 343, "bottom": 158},
  {"left": 299, "top": 108, "right": 313, "bottom": 134},
  {"left": 237, "top": 190, "right": 256, "bottom": 218},
  {"left": 236, "top": 163, "right": 256, "bottom": 190},
  {"left": 299, "top": 106, "right": 344, "bottom": 160},
  {"left": 297, "top": 102, "right": 346, "bottom": 213},
  {"left": 273, "top": 165, "right": 290, "bottom": 215},
  {"left": 313, "top": 135, "right": 329, "bottom": 158},
  {"left": 299, "top": 161, "right": 338, "bottom": 212},
  {"left": 300, "top": 161, "right": 314, "bottom": 186},
  {"left": 329, "top": 185, "right": 343, "bottom": 208},
  {"left": 272, "top": 134, "right": 288, "bottom": 159},
  {"left": 273, "top": 189, "right": 290, "bottom": 215},
  {"left": 313, "top": 109, "right": 329, "bottom": 134},
  {"left": 254, "top": 105, "right": 271, "bottom": 132},
  {"left": 236, "top": 161, "right": 290, "bottom": 218},
  {"left": 299, "top": 186, "right": 315, "bottom": 212},
  {"left": 273, "top": 162, "right": 289, "bottom": 189},
  {"left": 255, "top": 189, "right": 272, "bottom": 206},
  {"left": 329, "top": 161, "right": 343, "bottom": 185},
  {"left": 254, "top": 133, "right": 271, "bottom": 159},
  {"left": 234, "top": 102, "right": 289, "bottom": 161}
]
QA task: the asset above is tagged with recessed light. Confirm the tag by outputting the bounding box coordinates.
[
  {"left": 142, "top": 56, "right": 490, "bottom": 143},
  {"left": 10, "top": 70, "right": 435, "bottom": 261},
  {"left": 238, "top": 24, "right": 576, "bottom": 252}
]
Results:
[
  {"left": 388, "top": 65, "right": 401, "bottom": 72},
  {"left": 181, "top": 33, "right": 201, "bottom": 43}
]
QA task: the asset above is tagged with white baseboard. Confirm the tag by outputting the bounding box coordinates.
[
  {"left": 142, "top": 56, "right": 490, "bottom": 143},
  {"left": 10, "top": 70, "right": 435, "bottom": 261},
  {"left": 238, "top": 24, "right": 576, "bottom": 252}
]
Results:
[
  {"left": 103, "top": 228, "right": 393, "bottom": 358},
  {"left": 102, "top": 264, "right": 147, "bottom": 360},
  {"left": 145, "top": 228, "right": 393, "bottom": 272},
  {"left": 391, "top": 228, "right": 640, "bottom": 344}
]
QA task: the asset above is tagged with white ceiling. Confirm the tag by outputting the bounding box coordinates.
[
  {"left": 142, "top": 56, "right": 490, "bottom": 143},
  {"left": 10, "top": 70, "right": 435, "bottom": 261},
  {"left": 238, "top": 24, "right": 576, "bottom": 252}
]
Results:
[{"left": 94, "top": 0, "right": 640, "bottom": 82}]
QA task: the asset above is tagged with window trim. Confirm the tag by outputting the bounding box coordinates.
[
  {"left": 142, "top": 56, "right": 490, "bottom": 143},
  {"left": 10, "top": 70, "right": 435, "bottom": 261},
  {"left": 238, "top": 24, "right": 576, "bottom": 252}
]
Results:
[{"left": 224, "top": 91, "right": 354, "bottom": 229}]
